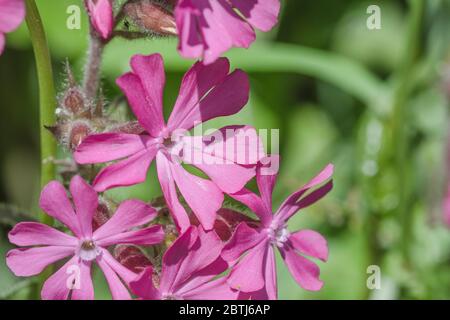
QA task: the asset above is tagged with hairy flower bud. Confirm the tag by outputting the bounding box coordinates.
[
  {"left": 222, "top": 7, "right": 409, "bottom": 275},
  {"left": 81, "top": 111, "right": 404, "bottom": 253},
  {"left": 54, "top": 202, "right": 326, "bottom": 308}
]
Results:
[
  {"left": 114, "top": 245, "right": 153, "bottom": 273},
  {"left": 190, "top": 208, "right": 257, "bottom": 241},
  {"left": 123, "top": 0, "right": 177, "bottom": 36},
  {"left": 69, "top": 121, "right": 92, "bottom": 151},
  {"left": 92, "top": 200, "right": 112, "bottom": 231},
  {"left": 63, "top": 87, "right": 86, "bottom": 115}
]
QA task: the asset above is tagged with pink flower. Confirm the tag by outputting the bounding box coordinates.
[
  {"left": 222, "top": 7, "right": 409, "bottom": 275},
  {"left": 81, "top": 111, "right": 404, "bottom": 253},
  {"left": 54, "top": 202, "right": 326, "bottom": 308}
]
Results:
[
  {"left": 222, "top": 158, "right": 333, "bottom": 299},
  {"left": 86, "top": 0, "right": 114, "bottom": 40},
  {"left": 6, "top": 175, "right": 164, "bottom": 300},
  {"left": 130, "top": 226, "right": 238, "bottom": 300},
  {"left": 175, "top": 0, "right": 281, "bottom": 64},
  {"left": 75, "top": 54, "right": 263, "bottom": 232},
  {"left": 0, "top": 0, "right": 25, "bottom": 55}
]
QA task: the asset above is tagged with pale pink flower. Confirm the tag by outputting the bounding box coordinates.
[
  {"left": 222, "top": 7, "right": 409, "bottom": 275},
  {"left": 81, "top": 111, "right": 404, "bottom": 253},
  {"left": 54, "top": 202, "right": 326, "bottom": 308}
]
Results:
[
  {"left": 6, "top": 175, "right": 164, "bottom": 300},
  {"left": 131, "top": 226, "right": 238, "bottom": 300},
  {"left": 86, "top": 0, "right": 114, "bottom": 40},
  {"left": 0, "top": 0, "right": 25, "bottom": 55},
  {"left": 222, "top": 158, "right": 333, "bottom": 299},
  {"left": 175, "top": 0, "right": 281, "bottom": 64},
  {"left": 75, "top": 54, "right": 263, "bottom": 232}
]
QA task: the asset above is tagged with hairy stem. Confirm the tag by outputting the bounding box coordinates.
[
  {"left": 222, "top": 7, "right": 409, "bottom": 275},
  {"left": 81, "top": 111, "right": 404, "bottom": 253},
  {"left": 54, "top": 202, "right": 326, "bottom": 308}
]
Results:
[
  {"left": 83, "top": 34, "right": 104, "bottom": 101},
  {"left": 25, "top": 0, "right": 56, "bottom": 226}
]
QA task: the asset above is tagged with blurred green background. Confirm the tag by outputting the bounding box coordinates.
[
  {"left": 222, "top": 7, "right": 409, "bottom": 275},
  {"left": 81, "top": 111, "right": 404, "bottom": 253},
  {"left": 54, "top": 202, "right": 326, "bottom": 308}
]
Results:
[{"left": 1, "top": 0, "right": 450, "bottom": 300}]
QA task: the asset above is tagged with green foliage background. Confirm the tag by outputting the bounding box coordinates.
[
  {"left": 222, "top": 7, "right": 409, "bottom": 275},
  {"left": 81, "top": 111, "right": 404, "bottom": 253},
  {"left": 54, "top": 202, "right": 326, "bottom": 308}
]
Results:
[{"left": 1, "top": 0, "right": 450, "bottom": 299}]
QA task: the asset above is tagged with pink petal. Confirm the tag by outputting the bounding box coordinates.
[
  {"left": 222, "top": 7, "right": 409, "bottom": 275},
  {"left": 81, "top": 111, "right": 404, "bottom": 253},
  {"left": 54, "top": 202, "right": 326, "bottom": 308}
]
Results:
[
  {"left": 87, "top": 0, "right": 114, "bottom": 39},
  {"left": 199, "top": 125, "right": 266, "bottom": 165},
  {"left": 8, "top": 222, "right": 77, "bottom": 247},
  {"left": 169, "top": 69, "right": 250, "bottom": 131},
  {"left": 176, "top": 0, "right": 256, "bottom": 64},
  {"left": 229, "top": 189, "right": 270, "bottom": 225},
  {"left": 70, "top": 175, "right": 98, "bottom": 238},
  {"left": 276, "top": 164, "right": 334, "bottom": 223},
  {"left": 41, "top": 256, "right": 78, "bottom": 300},
  {"left": 70, "top": 261, "right": 94, "bottom": 300},
  {"left": 256, "top": 155, "right": 280, "bottom": 212},
  {"left": 227, "top": 240, "right": 269, "bottom": 292},
  {"left": 289, "top": 230, "right": 328, "bottom": 262},
  {"left": 238, "top": 246, "right": 277, "bottom": 300},
  {"left": 96, "top": 253, "right": 133, "bottom": 300},
  {"left": 74, "top": 133, "right": 150, "bottom": 164},
  {"left": 93, "top": 148, "right": 156, "bottom": 192},
  {"left": 7, "top": 247, "right": 74, "bottom": 277},
  {"left": 167, "top": 58, "right": 230, "bottom": 130},
  {"left": 159, "top": 226, "right": 198, "bottom": 294},
  {"left": 0, "top": 0, "right": 25, "bottom": 33},
  {"left": 170, "top": 228, "right": 223, "bottom": 293},
  {"left": 39, "top": 181, "right": 81, "bottom": 237},
  {"left": 171, "top": 161, "right": 223, "bottom": 231},
  {"left": 181, "top": 134, "right": 257, "bottom": 194},
  {"left": 264, "top": 245, "right": 277, "bottom": 300},
  {"left": 94, "top": 199, "right": 157, "bottom": 241},
  {"left": 182, "top": 277, "right": 239, "bottom": 300},
  {"left": 222, "top": 222, "right": 265, "bottom": 264},
  {"left": 130, "top": 266, "right": 161, "bottom": 300},
  {"left": 156, "top": 152, "right": 191, "bottom": 232},
  {"left": 96, "top": 225, "right": 164, "bottom": 247},
  {"left": 99, "top": 248, "right": 137, "bottom": 284},
  {"left": 116, "top": 54, "right": 166, "bottom": 136},
  {"left": 280, "top": 246, "right": 324, "bottom": 291},
  {"left": 230, "top": 0, "right": 280, "bottom": 32},
  {"left": 176, "top": 257, "right": 229, "bottom": 296}
]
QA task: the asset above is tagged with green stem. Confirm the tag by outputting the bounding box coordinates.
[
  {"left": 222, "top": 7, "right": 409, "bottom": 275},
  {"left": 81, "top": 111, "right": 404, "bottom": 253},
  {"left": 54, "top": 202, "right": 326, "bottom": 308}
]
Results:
[
  {"left": 25, "top": 0, "right": 56, "bottom": 226},
  {"left": 391, "top": 0, "right": 424, "bottom": 269}
]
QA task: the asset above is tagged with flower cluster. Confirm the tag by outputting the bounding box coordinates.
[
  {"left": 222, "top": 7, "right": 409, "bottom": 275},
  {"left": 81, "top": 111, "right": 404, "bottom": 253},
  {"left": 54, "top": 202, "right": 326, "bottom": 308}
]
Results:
[{"left": 5, "top": 0, "right": 335, "bottom": 300}]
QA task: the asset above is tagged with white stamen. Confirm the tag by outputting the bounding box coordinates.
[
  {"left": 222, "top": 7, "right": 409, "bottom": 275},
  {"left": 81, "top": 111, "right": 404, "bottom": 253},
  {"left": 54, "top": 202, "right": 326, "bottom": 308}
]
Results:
[
  {"left": 77, "top": 239, "right": 101, "bottom": 261},
  {"left": 267, "top": 223, "right": 290, "bottom": 248}
]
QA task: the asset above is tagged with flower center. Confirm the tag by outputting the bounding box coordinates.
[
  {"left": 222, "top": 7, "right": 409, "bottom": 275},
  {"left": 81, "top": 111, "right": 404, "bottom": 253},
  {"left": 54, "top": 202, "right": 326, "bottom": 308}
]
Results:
[
  {"left": 268, "top": 223, "right": 290, "bottom": 248},
  {"left": 162, "top": 293, "right": 181, "bottom": 300},
  {"left": 78, "top": 239, "right": 101, "bottom": 261}
]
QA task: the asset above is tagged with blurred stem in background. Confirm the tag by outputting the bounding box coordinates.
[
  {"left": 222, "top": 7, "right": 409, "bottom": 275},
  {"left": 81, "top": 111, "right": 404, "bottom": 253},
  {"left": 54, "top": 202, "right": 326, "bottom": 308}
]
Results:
[
  {"left": 24, "top": 0, "right": 56, "bottom": 298},
  {"left": 391, "top": 0, "right": 424, "bottom": 270}
]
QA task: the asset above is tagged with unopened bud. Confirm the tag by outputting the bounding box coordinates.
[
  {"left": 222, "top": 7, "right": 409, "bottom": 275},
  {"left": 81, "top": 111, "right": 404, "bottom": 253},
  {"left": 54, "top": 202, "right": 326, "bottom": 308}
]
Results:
[
  {"left": 123, "top": 1, "right": 177, "bottom": 36},
  {"left": 114, "top": 245, "right": 153, "bottom": 273},
  {"left": 63, "top": 87, "right": 86, "bottom": 115},
  {"left": 69, "top": 121, "right": 92, "bottom": 151},
  {"left": 190, "top": 208, "right": 257, "bottom": 241},
  {"left": 93, "top": 201, "right": 111, "bottom": 231},
  {"left": 112, "top": 121, "right": 145, "bottom": 135}
]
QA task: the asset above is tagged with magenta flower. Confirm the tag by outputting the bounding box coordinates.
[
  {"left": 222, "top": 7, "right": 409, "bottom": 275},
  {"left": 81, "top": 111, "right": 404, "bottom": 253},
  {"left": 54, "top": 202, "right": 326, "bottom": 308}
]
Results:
[
  {"left": 222, "top": 158, "right": 334, "bottom": 299},
  {"left": 131, "top": 226, "right": 238, "bottom": 300},
  {"left": 86, "top": 0, "right": 114, "bottom": 40},
  {"left": 0, "top": 0, "right": 25, "bottom": 55},
  {"left": 75, "top": 54, "right": 263, "bottom": 232},
  {"left": 6, "top": 175, "right": 164, "bottom": 300},
  {"left": 175, "top": 0, "right": 281, "bottom": 64}
]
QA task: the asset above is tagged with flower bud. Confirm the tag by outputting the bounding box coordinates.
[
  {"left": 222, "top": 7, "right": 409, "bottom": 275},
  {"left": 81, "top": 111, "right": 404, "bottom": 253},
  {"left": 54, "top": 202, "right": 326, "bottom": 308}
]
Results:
[
  {"left": 114, "top": 245, "right": 153, "bottom": 273},
  {"left": 69, "top": 121, "right": 92, "bottom": 151},
  {"left": 63, "top": 87, "right": 86, "bottom": 115},
  {"left": 123, "top": 0, "right": 177, "bottom": 36},
  {"left": 92, "top": 200, "right": 111, "bottom": 231},
  {"left": 190, "top": 208, "right": 257, "bottom": 241}
]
